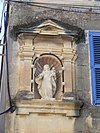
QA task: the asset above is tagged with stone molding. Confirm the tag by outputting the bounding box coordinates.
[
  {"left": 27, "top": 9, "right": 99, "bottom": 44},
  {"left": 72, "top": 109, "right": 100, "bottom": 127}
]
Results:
[{"left": 16, "top": 99, "right": 83, "bottom": 117}]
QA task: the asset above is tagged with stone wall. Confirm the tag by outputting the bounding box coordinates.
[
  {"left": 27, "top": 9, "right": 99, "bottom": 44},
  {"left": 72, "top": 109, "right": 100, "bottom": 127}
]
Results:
[{"left": 4, "top": 1, "right": 100, "bottom": 133}]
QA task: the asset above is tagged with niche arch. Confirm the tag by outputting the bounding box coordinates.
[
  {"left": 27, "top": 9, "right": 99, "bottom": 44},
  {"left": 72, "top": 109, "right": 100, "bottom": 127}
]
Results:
[{"left": 31, "top": 53, "right": 64, "bottom": 99}]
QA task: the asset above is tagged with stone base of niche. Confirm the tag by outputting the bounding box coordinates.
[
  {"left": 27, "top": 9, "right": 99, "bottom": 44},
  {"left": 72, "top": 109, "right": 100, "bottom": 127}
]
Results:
[
  {"left": 14, "top": 90, "right": 83, "bottom": 117},
  {"left": 16, "top": 99, "right": 82, "bottom": 116},
  {"left": 15, "top": 99, "right": 82, "bottom": 133},
  {"left": 13, "top": 91, "right": 83, "bottom": 133}
]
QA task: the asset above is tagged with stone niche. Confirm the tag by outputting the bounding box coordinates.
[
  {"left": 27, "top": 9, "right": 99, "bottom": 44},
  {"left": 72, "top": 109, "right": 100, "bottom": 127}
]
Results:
[
  {"left": 14, "top": 20, "right": 83, "bottom": 133},
  {"left": 17, "top": 20, "right": 77, "bottom": 99}
]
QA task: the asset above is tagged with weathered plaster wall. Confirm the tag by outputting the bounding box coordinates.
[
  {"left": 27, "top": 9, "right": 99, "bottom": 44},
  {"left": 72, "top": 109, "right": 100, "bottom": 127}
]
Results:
[
  {"left": 5, "top": 1, "right": 100, "bottom": 133},
  {"left": 9, "top": 3, "right": 100, "bottom": 33}
]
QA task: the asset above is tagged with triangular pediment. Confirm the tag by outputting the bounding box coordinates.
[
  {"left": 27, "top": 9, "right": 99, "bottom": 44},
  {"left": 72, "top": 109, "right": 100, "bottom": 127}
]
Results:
[
  {"left": 13, "top": 19, "right": 84, "bottom": 41},
  {"left": 33, "top": 20, "right": 66, "bottom": 35},
  {"left": 38, "top": 20, "right": 64, "bottom": 29}
]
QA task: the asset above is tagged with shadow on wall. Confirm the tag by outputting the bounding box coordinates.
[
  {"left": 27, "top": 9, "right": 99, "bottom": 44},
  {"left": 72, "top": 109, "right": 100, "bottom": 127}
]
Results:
[{"left": 74, "top": 108, "right": 93, "bottom": 133}]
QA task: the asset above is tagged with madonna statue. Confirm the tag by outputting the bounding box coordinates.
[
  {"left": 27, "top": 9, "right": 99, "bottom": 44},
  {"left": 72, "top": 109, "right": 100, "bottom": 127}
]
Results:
[{"left": 35, "top": 64, "right": 56, "bottom": 99}]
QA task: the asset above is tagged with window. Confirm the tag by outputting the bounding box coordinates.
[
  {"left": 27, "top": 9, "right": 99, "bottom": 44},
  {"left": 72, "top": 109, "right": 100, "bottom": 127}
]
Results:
[
  {"left": 0, "top": 0, "right": 7, "bottom": 44},
  {"left": 0, "top": 0, "right": 6, "bottom": 88},
  {"left": 0, "top": 1, "right": 3, "bottom": 32},
  {"left": 89, "top": 31, "right": 100, "bottom": 105}
]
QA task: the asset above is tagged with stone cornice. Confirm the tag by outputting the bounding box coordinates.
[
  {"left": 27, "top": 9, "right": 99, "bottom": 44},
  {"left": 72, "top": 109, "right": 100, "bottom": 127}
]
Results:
[{"left": 16, "top": 99, "right": 83, "bottom": 117}]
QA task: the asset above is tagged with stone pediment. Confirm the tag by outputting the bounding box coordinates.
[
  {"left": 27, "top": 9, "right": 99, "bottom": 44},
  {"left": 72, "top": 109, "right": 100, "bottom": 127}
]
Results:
[
  {"left": 14, "top": 19, "right": 84, "bottom": 40},
  {"left": 32, "top": 20, "right": 66, "bottom": 35}
]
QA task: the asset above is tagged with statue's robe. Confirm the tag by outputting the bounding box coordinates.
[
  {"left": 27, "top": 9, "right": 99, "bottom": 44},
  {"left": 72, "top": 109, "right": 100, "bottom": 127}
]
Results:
[{"left": 35, "top": 70, "right": 56, "bottom": 99}]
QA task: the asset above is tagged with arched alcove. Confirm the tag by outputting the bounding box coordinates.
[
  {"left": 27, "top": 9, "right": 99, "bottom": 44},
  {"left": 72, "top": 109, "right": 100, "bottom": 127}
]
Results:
[{"left": 31, "top": 54, "right": 63, "bottom": 99}]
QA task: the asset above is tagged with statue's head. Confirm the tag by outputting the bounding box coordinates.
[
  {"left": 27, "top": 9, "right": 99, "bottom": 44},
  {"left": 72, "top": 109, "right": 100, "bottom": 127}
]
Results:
[
  {"left": 43, "top": 64, "right": 50, "bottom": 71},
  {"left": 52, "top": 67, "right": 55, "bottom": 70}
]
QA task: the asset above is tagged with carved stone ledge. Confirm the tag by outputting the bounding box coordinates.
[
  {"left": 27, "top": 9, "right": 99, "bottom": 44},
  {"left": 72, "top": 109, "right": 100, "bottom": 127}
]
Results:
[{"left": 15, "top": 99, "right": 83, "bottom": 117}]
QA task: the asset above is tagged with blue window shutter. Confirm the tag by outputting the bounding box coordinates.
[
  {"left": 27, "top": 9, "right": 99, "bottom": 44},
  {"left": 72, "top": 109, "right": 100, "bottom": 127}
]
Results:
[{"left": 89, "top": 31, "right": 100, "bottom": 104}]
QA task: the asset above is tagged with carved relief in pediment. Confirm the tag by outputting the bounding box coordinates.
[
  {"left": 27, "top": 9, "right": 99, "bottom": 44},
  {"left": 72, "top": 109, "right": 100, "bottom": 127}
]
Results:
[{"left": 33, "top": 20, "right": 65, "bottom": 35}]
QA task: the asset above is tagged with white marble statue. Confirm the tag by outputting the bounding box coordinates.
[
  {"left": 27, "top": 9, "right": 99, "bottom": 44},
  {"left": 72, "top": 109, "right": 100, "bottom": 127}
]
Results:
[{"left": 35, "top": 64, "right": 56, "bottom": 99}]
